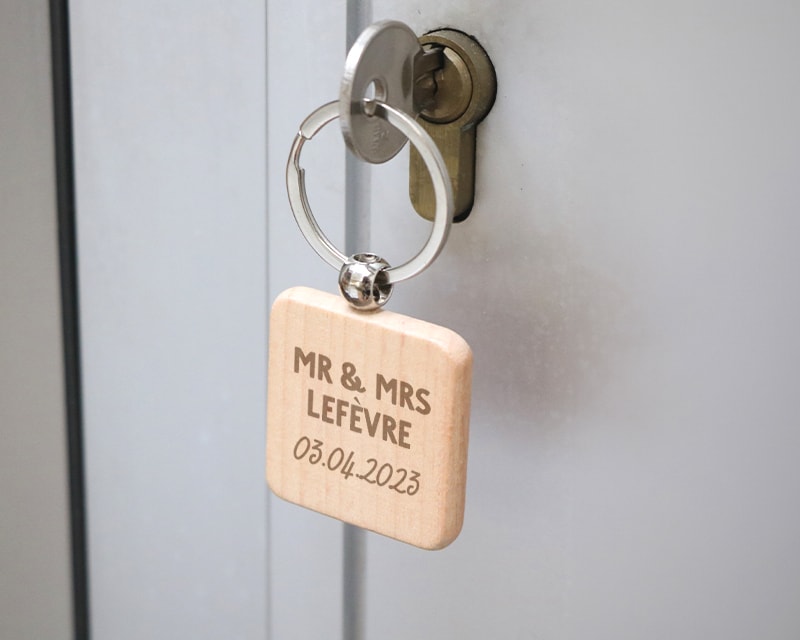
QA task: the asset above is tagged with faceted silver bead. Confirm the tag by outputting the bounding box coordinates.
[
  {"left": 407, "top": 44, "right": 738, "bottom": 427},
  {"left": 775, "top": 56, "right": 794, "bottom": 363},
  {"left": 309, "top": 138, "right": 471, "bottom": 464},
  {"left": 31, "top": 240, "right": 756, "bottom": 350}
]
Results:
[{"left": 338, "top": 253, "right": 393, "bottom": 311}]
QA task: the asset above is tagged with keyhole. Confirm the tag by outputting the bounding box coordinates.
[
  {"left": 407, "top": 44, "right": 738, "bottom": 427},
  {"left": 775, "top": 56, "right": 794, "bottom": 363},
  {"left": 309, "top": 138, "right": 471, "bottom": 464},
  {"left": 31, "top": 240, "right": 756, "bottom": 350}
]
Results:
[{"left": 363, "top": 79, "right": 386, "bottom": 116}]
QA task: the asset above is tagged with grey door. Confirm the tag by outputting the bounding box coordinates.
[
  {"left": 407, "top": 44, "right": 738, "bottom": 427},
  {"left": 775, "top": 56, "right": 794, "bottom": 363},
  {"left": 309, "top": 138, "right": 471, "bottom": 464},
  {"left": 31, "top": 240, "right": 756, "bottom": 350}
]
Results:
[{"left": 66, "top": 0, "right": 800, "bottom": 638}]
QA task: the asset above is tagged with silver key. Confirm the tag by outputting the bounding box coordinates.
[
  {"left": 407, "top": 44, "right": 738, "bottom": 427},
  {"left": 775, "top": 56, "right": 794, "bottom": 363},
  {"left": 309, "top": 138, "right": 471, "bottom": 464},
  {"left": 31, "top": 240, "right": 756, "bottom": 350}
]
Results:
[{"left": 339, "top": 20, "right": 421, "bottom": 164}]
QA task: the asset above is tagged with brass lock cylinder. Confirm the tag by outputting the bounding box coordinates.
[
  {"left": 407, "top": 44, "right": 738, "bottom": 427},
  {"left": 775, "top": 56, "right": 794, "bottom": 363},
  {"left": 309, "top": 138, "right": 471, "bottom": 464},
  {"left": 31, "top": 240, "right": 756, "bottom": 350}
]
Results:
[{"left": 410, "top": 29, "right": 497, "bottom": 222}]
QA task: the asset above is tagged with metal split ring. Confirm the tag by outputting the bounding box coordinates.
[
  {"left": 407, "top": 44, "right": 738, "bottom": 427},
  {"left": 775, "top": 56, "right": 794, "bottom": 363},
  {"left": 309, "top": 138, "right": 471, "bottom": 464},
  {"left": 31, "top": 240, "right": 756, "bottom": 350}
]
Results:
[{"left": 286, "top": 100, "right": 454, "bottom": 286}]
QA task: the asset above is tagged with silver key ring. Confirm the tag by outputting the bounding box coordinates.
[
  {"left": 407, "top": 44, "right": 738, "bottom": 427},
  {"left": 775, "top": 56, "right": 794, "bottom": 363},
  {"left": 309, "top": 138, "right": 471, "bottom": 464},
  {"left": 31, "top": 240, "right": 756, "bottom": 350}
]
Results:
[{"left": 286, "top": 100, "right": 454, "bottom": 285}]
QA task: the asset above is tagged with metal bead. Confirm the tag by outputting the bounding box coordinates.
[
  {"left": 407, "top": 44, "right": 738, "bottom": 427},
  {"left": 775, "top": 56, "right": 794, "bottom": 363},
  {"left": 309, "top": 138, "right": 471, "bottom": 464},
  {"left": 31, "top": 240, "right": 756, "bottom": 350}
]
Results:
[{"left": 338, "top": 253, "right": 393, "bottom": 311}]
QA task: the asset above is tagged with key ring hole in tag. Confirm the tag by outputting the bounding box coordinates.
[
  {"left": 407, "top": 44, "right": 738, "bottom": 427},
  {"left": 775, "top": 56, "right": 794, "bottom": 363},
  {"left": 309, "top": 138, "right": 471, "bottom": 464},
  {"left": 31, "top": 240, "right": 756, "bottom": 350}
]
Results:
[{"left": 286, "top": 99, "right": 455, "bottom": 290}]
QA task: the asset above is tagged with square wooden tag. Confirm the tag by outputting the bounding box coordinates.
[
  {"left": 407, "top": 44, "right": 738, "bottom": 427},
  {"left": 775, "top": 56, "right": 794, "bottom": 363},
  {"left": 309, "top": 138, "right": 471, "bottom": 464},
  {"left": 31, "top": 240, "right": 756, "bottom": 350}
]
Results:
[{"left": 266, "top": 287, "right": 472, "bottom": 549}]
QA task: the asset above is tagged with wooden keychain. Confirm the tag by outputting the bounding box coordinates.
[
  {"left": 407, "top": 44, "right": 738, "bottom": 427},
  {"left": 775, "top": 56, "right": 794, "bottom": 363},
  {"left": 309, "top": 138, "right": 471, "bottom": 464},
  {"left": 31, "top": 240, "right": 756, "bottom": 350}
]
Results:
[{"left": 267, "top": 29, "right": 473, "bottom": 550}]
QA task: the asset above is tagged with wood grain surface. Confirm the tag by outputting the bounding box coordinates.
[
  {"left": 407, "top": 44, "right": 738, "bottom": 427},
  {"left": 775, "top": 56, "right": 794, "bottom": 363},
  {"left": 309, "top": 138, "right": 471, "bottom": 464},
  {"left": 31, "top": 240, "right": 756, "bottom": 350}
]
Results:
[{"left": 266, "top": 287, "right": 472, "bottom": 549}]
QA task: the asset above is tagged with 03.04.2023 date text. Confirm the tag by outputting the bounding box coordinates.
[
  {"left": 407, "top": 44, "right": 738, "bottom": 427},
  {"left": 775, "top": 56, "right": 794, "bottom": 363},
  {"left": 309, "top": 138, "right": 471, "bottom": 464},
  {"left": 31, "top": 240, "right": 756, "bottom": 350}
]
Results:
[{"left": 292, "top": 436, "right": 420, "bottom": 496}]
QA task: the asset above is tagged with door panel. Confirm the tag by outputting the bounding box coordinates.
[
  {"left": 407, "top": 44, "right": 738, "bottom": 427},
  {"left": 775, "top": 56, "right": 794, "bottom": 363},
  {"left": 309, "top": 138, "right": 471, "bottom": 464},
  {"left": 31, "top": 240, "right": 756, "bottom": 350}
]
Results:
[
  {"left": 266, "top": 5, "right": 348, "bottom": 638},
  {"left": 71, "top": 2, "right": 269, "bottom": 637},
  {"left": 360, "top": 1, "right": 800, "bottom": 638},
  {"left": 71, "top": 0, "right": 800, "bottom": 637}
]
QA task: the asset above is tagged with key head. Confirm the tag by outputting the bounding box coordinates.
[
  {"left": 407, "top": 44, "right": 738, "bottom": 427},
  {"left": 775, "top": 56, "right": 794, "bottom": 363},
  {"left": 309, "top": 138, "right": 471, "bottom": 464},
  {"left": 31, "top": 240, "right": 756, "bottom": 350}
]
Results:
[{"left": 340, "top": 20, "right": 421, "bottom": 164}]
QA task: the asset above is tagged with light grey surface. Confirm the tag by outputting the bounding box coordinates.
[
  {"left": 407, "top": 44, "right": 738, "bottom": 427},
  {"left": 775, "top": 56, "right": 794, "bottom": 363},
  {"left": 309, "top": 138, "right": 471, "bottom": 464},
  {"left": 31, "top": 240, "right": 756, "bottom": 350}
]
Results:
[
  {"left": 360, "top": 1, "right": 800, "bottom": 638},
  {"left": 266, "top": 4, "right": 348, "bottom": 639},
  {"left": 69, "top": 0, "right": 800, "bottom": 638},
  {"left": 70, "top": 2, "right": 268, "bottom": 637},
  {"left": 0, "top": 1, "right": 74, "bottom": 638}
]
